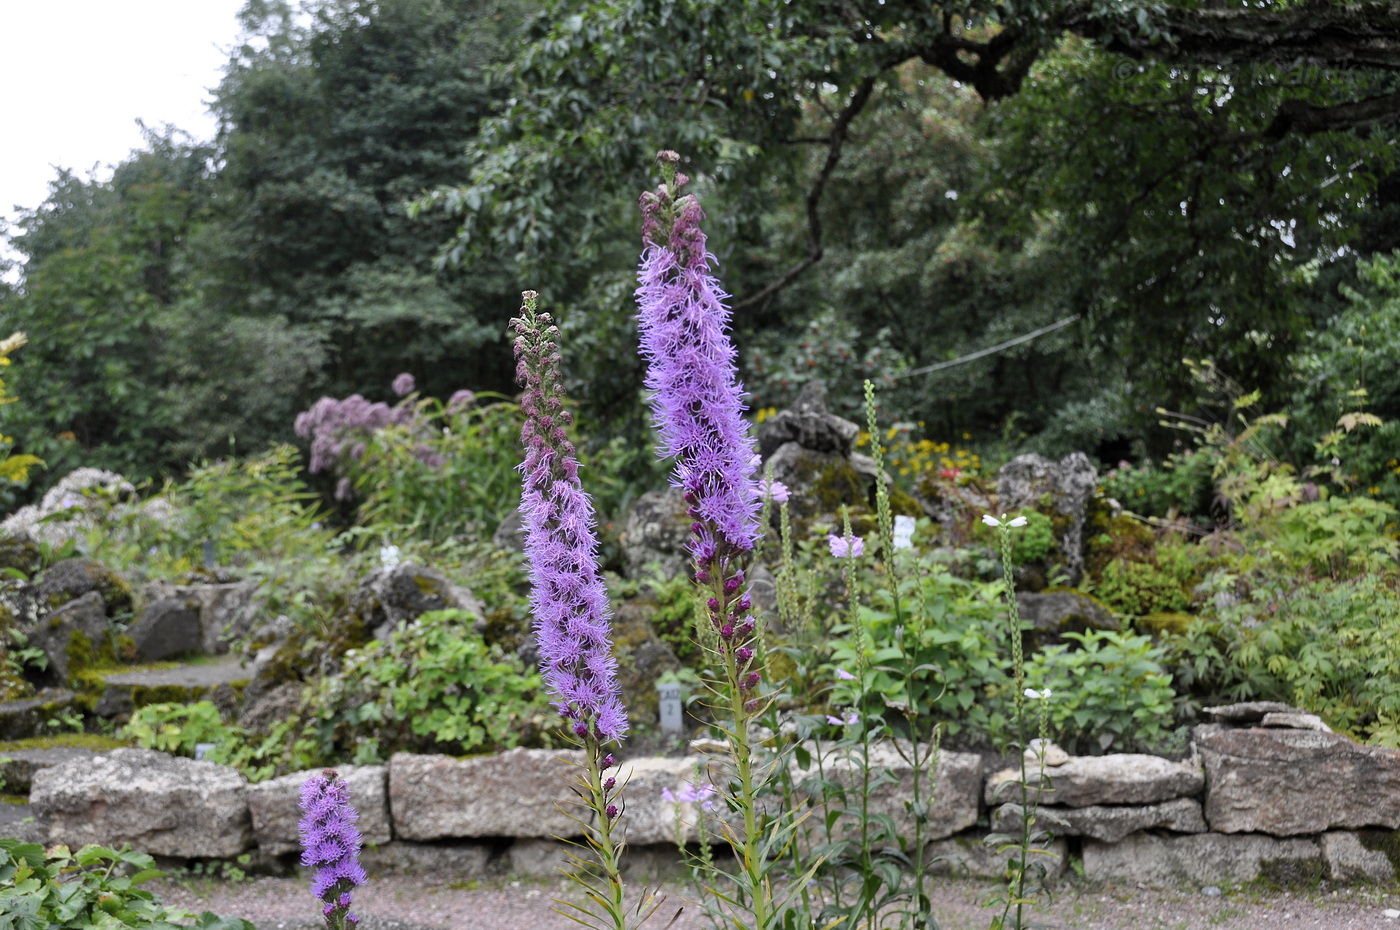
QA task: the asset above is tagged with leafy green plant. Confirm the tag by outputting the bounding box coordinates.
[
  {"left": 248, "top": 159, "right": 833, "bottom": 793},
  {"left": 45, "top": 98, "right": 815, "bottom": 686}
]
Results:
[
  {"left": 1025, "top": 629, "right": 1184, "bottom": 754},
  {"left": 1088, "top": 538, "right": 1202, "bottom": 617},
  {"left": 1099, "top": 447, "right": 1218, "bottom": 519},
  {"left": 0, "top": 839, "right": 253, "bottom": 930},
  {"left": 308, "top": 609, "right": 557, "bottom": 760},
  {"left": 1208, "top": 574, "right": 1400, "bottom": 746},
  {"left": 121, "top": 702, "right": 232, "bottom": 758}
]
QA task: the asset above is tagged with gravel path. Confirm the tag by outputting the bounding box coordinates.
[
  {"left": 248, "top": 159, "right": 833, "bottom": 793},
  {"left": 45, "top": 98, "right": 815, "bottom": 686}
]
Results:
[{"left": 155, "top": 874, "right": 1400, "bottom": 930}]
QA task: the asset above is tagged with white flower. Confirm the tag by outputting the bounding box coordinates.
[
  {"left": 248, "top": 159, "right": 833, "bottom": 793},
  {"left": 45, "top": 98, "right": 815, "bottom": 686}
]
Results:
[
  {"left": 892, "top": 514, "right": 916, "bottom": 550},
  {"left": 982, "top": 514, "right": 1002, "bottom": 527},
  {"left": 1024, "top": 687, "right": 1052, "bottom": 700},
  {"left": 1007, "top": 515, "right": 1028, "bottom": 527},
  {"left": 379, "top": 544, "right": 401, "bottom": 569},
  {"left": 984, "top": 513, "right": 1029, "bottom": 528}
]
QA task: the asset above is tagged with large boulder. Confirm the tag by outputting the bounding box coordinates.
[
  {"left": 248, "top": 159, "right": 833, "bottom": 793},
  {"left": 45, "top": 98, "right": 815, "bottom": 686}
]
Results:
[
  {"left": 351, "top": 563, "right": 484, "bottom": 642},
  {"left": 1196, "top": 723, "right": 1400, "bottom": 835},
  {"left": 808, "top": 743, "right": 983, "bottom": 842},
  {"left": 136, "top": 581, "right": 260, "bottom": 655},
  {"left": 24, "top": 590, "right": 109, "bottom": 683},
  {"left": 247, "top": 765, "right": 391, "bottom": 856},
  {"left": 0, "top": 469, "right": 135, "bottom": 548},
  {"left": 1016, "top": 590, "right": 1118, "bottom": 651},
  {"left": 620, "top": 488, "right": 693, "bottom": 581},
  {"left": 388, "top": 749, "right": 585, "bottom": 840},
  {"left": 613, "top": 756, "right": 706, "bottom": 846},
  {"left": 756, "top": 380, "right": 859, "bottom": 460},
  {"left": 30, "top": 748, "right": 252, "bottom": 858},
  {"left": 986, "top": 753, "right": 1203, "bottom": 808},
  {"left": 996, "top": 453, "right": 1098, "bottom": 585},
  {"left": 992, "top": 797, "right": 1207, "bottom": 844},
  {"left": 127, "top": 598, "right": 203, "bottom": 662},
  {"left": 0, "top": 689, "right": 77, "bottom": 740},
  {"left": 35, "top": 557, "right": 132, "bottom": 615},
  {"left": 763, "top": 442, "right": 871, "bottom": 521},
  {"left": 1083, "top": 832, "right": 1324, "bottom": 887}
]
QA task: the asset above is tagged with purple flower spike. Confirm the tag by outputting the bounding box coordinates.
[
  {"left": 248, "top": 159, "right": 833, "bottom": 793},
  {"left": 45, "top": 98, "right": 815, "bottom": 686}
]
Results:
[
  {"left": 298, "top": 769, "right": 366, "bottom": 929},
  {"left": 513, "top": 291, "right": 629, "bottom": 744}
]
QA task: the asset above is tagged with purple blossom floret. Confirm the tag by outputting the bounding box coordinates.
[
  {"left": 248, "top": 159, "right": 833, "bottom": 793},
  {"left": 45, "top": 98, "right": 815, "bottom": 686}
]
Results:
[
  {"left": 828, "top": 534, "right": 865, "bottom": 558},
  {"left": 391, "top": 372, "right": 416, "bottom": 397},
  {"left": 298, "top": 769, "right": 366, "bottom": 929},
  {"left": 512, "top": 291, "right": 628, "bottom": 744}
]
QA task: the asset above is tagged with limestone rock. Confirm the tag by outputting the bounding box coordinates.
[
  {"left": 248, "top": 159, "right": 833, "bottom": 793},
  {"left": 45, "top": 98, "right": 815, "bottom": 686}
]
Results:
[
  {"left": 1196, "top": 723, "right": 1400, "bottom": 835},
  {"left": 129, "top": 597, "right": 203, "bottom": 661},
  {"left": 247, "top": 765, "right": 391, "bottom": 856},
  {"left": 35, "top": 557, "right": 131, "bottom": 615},
  {"left": 756, "top": 380, "right": 860, "bottom": 460},
  {"left": 1260, "top": 711, "right": 1332, "bottom": 733},
  {"left": 238, "top": 680, "right": 304, "bottom": 731},
  {"left": 360, "top": 840, "right": 493, "bottom": 877},
  {"left": 30, "top": 747, "right": 252, "bottom": 857},
  {"left": 986, "top": 754, "right": 1203, "bottom": 808},
  {"left": 1016, "top": 590, "right": 1118, "bottom": 651},
  {"left": 0, "top": 800, "right": 47, "bottom": 844},
  {"left": 993, "top": 797, "right": 1207, "bottom": 844},
  {"left": 763, "top": 442, "right": 869, "bottom": 521},
  {"left": 138, "top": 581, "right": 260, "bottom": 655},
  {"left": 0, "top": 533, "right": 40, "bottom": 577},
  {"left": 0, "top": 689, "right": 76, "bottom": 740},
  {"left": 1203, "top": 701, "right": 1301, "bottom": 725},
  {"left": 389, "top": 749, "right": 586, "bottom": 840},
  {"left": 1319, "top": 831, "right": 1396, "bottom": 884},
  {"left": 351, "top": 562, "right": 484, "bottom": 641},
  {"left": 995, "top": 453, "right": 1098, "bottom": 584},
  {"left": 0, "top": 745, "right": 109, "bottom": 794},
  {"left": 0, "top": 469, "right": 135, "bottom": 549},
  {"left": 25, "top": 590, "right": 108, "bottom": 682},
  {"left": 806, "top": 743, "right": 982, "bottom": 842},
  {"left": 620, "top": 488, "right": 693, "bottom": 581},
  {"left": 1024, "top": 740, "right": 1071, "bottom": 767},
  {"left": 506, "top": 838, "right": 575, "bottom": 878},
  {"left": 491, "top": 509, "right": 526, "bottom": 553},
  {"left": 1082, "top": 832, "right": 1323, "bottom": 887},
  {"left": 926, "top": 832, "right": 1067, "bottom": 881}
]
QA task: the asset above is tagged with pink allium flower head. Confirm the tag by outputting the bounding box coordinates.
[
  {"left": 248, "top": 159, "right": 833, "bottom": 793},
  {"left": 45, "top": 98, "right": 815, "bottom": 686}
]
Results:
[
  {"left": 391, "top": 372, "right": 415, "bottom": 397},
  {"left": 828, "top": 534, "right": 865, "bottom": 558},
  {"left": 446, "top": 389, "right": 476, "bottom": 414},
  {"left": 512, "top": 291, "right": 628, "bottom": 744},
  {"left": 298, "top": 769, "right": 366, "bottom": 927}
]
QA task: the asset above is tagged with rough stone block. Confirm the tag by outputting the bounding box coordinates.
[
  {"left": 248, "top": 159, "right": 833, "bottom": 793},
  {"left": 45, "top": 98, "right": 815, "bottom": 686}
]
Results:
[
  {"left": 1196, "top": 724, "right": 1400, "bottom": 835},
  {"left": 30, "top": 748, "right": 251, "bottom": 858},
  {"left": 389, "top": 749, "right": 585, "bottom": 840},
  {"left": 1319, "top": 831, "right": 1396, "bottom": 884},
  {"left": 359, "top": 840, "right": 493, "bottom": 877},
  {"left": 986, "top": 753, "right": 1203, "bottom": 808},
  {"left": 129, "top": 598, "right": 203, "bottom": 661},
  {"left": 926, "top": 832, "right": 1067, "bottom": 881},
  {"left": 1082, "top": 832, "right": 1323, "bottom": 887},
  {"left": 247, "top": 765, "right": 391, "bottom": 856},
  {"left": 612, "top": 755, "right": 697, "bottom": 846},
  {"left": 992, "top": 797, "right": 1207, "bottom": 844},
  {"left": 805, "top": 742, "right": 983, "bottom": 842}
]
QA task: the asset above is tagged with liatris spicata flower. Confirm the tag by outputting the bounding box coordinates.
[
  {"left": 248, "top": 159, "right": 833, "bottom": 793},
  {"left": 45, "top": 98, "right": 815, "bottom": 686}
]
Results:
[
  {"left": 511, "top": 291, "right": 628, "bottom": 743},
  {"left": 636, "top": 153, "right": 763, "bottom": 703},
  {"left": 298, "top": 769, "right": 367, "bottom": 929}
]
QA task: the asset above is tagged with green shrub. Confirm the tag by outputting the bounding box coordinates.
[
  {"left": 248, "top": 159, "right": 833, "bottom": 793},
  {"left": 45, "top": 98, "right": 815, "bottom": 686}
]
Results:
[
  {"left": 1216, "top": 575, "right": 1400, "bottom": 745},
  {"left": 1099, "top": 448, "right": 1217, "bottom": 519},
  {"left": 308, "top": 609, "right": 557, "bottom": 760},
  {"left": 1025, "top": 629, "right": 1183, "bottom": 754},
  {"left": 120, "top": 701, "right": 230, "bottom": 758},
  {"left": 1088, "top": 538, "right": 1202, "bottom": 617},
  {"left": 0, "top": 838, "right": 253, "bottom": 929}
]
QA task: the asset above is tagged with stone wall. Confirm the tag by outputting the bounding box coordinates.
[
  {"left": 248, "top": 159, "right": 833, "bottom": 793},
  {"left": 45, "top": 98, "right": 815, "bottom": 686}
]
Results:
[{"left": 17, "top": 702, "right": 1400, "bottom": 886}]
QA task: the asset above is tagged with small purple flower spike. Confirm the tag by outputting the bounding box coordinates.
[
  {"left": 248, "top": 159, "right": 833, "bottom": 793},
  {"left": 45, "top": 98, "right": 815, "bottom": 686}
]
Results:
[
  {"left": 512, "top": 291, "right": 629, "bottom": 744},
  {"left": 298, "top": 769, "right": 366, "bottom": 929}
]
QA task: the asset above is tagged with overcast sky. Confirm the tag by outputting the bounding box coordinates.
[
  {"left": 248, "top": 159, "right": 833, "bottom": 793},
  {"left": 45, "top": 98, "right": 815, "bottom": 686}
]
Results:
[{"left": 1, "top": 1, "right": 247, "bottom": 277}]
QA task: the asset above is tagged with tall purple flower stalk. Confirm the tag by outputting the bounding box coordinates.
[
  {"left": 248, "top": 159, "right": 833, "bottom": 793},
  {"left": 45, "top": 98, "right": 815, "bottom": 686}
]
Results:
[
  {"left": 636, "top": 151, "right": 763, "bottom": 706},
  {"left": 513, "top": 291, "right": 641, "bottom": 930},
  {"left": 512, "top": 292, "right": 628, "bottom": 744},
  {"left": 298, "top": 769, "right": 367, "bottom": 929}
]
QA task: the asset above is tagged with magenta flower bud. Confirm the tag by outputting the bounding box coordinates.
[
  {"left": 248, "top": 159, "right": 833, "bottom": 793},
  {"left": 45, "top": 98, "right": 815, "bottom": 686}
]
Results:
[
  {"left": 574, "top": 721, "right": 589, "bottom": 737},
  {"left": 347, "top": 916, "right": 360, "bottom": 926},
  {"left": 604, "top": 777, "right": 616, "bottom": 791},
  {"left": 695, "top": 570, "right": 711, "bottom": 585},
  {"left": 707, "top": 597, "right": 721, "bottom": 612},
  {"left": 737, "top": 596, "right": 751, "bottom": 612},
  {"left": 607, "top": 804, "right": 619, "bottom": 820},
  {"left": 736, "top": 618, "right": 755, "bottom": 637},
  {"left": 724, "top": 577, "right": 741, "bottom": 594},
  {"left": 745, "top": 699, "right": 759, "bottom": 713},
  {"left": 691, "top": 521, "right": 704, "bottom": 536},
  {"left": 339, "top": 893, "right": 352, "bottom": 907},
  {"left": 603, "top": 754, "right": 615, "bottom": 768},
  {"left": 721, "top": 624, "right": 735, "bottom": 640},
  {"left": 324, "top": 903, "right": 336, "bottom": 917},
  {"left": 736, "top": 646, "right": 753, "bottom": 663},
  {"left": 743, "top": 672, "right": 761, "bottom": 691}
]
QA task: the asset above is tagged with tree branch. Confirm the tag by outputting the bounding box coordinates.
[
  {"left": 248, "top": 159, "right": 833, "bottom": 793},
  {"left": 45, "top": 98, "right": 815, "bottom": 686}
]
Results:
[
  {"left": 1265, "top": 88, "right": 1400, "bottom": 137},
  {"left": 733, "top": 74, "right": 879, "bottom": 312},
  {"left": 1062, "top": 1, "right": 1400, "bottom": 73}
]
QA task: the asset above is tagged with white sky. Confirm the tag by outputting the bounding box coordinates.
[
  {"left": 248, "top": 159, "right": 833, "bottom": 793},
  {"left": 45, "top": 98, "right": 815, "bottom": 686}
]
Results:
[{"left": 0, "top": 1, "right": 247, "bottom": 278}]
